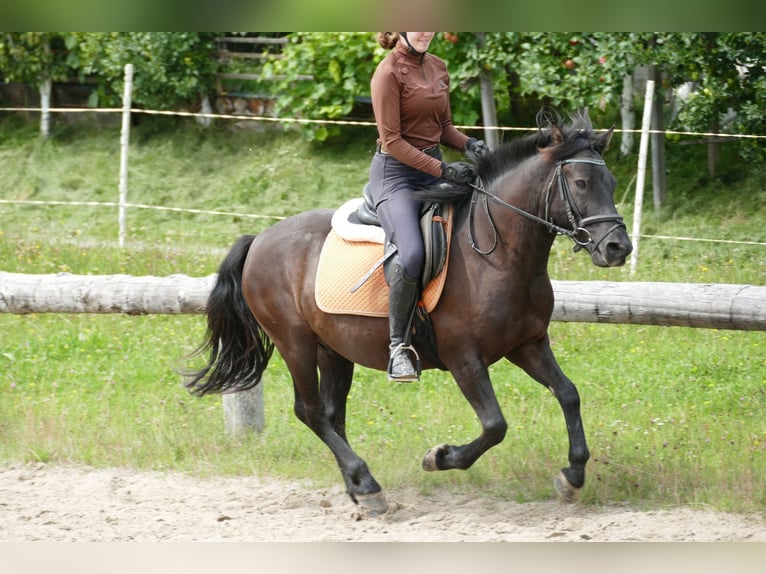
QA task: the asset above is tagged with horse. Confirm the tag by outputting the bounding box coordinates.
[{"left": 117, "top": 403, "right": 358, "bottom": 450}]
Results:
[{"left": 184, "top": 109, "right": 632, "bottom": 514}]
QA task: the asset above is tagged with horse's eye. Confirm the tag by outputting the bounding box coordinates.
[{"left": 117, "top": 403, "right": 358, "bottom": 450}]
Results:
[{"left": 575, "top": 179, "right": 587, "bottom": 190}]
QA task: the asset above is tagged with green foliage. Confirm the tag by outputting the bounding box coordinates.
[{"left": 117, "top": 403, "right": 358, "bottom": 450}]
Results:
[
  {"left": 419, "top": 33, "right": 643, "bottom": 127},
  {"left": 0, "top": 32, "right": 81, "bottom": 84},
  {"left": 489, "top": 33, "right": 617, "bottom": 114},
  {"left": 653, "top": 33, "right": 766, "bottom": 164},
  {"left": 264, "top": 32, "right": 384, "bottom": 140},
  {"left": 0, "top": 33, "right": 219, "bottom": 110},
  {"left": 74, "top": 32, "right": 219, "bottom": 110}
]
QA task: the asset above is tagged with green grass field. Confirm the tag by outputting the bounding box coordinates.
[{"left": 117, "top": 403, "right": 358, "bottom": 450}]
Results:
[{"left": 1, "top": 115, "right": 764, "bottom": 511}]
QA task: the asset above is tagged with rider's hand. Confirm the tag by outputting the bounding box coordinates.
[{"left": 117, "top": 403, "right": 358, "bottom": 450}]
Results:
[
  {"left": 441, "top": 161, "right": 476, "bottom": 184},
  {"left": 465, "top": 137, "right": 489, "bottom": 159}
]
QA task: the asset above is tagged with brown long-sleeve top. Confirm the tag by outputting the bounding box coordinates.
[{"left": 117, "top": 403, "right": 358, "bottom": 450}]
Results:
[{"left": 371, "top": 41, "right": 469, "bottom": 178}]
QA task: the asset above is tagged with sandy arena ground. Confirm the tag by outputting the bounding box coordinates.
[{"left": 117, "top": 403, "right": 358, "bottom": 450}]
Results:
[{"left": 1, "top": 463, "right": 763, "bottom": 542}]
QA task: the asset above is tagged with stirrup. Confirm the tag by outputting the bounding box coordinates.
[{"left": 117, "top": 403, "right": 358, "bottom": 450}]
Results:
[{"left": 387, "top": 343, "right": 421, "bottom": 382}]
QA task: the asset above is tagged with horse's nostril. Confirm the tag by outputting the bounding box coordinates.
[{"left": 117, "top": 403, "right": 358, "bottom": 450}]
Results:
[{"left": 607, "top": 241, "right": 631, "bottom": 259}]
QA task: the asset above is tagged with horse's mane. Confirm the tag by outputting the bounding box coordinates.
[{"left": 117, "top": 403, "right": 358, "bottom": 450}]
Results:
[{"left": 414, "top": 109, "right": 601, "bottom": 204}]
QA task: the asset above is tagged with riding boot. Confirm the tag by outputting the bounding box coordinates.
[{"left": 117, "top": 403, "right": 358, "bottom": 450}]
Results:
[{"left": 385, "top": 258, "right": 421, "bottom": 382}]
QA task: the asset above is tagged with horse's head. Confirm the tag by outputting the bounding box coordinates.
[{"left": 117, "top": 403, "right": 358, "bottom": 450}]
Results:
[
  {"left": 539, "top": 111, "right": 632, "bottom": 267},
  {"left": 418, "top": 109, "right": 632, "bottom": 267}
]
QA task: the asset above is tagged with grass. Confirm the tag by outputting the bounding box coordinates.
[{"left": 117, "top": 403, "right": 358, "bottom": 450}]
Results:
[{"left": 0, "top": 115, "right": 764, "bottom": 512}]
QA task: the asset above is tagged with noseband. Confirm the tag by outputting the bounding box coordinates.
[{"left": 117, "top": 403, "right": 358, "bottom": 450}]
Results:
[{"left": 468, "top": 156, "right": 625, "bottom": 256}]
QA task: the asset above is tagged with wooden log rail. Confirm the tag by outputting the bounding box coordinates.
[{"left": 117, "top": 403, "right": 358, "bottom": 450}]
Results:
[
  {"left": 551, "top": 280, "right": 766, "bottom": 331},
  {"left": 0, "top": 272, "right": 216, "bottom": 315},
  {"left": 3, "top": 272, "right": 763, "bottom": 436},
  {"left": 1, "top": 272, "right": 765, "bottom": 331}
]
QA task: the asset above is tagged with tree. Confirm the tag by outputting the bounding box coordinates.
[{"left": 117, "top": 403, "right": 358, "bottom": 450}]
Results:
[
  {"left": 441, "top": 32, "right": 636, "bottom": 127},
  {"left": 76, "top": 32, "right": 219, "bottom": 112},
  {"left": 653, "top": 33, "right": 766, "bottom": 168},
  {"left": 0, "top": 32, "right": 81, "bottom": 136}
]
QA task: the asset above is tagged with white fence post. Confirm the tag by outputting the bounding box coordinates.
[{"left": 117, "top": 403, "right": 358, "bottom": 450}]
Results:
[
  {"left": 118, "top": 63, "right": 134, "bottom": 248},
  {"left": 39, "top": 78, "right": 52, "bottom": 138},
  {"left": 223, "top": 386, "right": 265, "bottom": 436},
  {"left": 630, "top": 79, "right": 655, "bottom": 276}
]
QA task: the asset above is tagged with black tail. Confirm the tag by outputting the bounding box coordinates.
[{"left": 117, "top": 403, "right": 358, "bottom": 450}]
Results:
[{"left": 183, "top": 235, "right": 274, "bottom": 396}]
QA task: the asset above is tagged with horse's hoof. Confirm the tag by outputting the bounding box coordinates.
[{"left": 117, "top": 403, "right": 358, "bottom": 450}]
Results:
[
  {"left": 422, "top": 443, "right": 449, "bottom": 471},
  {"left": 553, "top": 470, "right": 582, "bottom": 503},
  {"left": 355, "top": 491, "right": 389, "bottom": 516}
]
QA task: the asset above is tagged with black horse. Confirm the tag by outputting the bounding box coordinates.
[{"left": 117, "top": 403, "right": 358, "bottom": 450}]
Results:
[{"left": 185, "top": 109, "right": 632, "bottom": 514}]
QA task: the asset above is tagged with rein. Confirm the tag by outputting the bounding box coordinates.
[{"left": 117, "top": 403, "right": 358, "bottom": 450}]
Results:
[{"left": 468, "top": 157, "right": 625, "bottom": 255}]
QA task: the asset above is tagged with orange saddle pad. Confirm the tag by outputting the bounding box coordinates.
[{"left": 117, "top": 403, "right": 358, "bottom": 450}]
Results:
[{"left": 315, "top": 222, "right": 451, "bottom": 318}]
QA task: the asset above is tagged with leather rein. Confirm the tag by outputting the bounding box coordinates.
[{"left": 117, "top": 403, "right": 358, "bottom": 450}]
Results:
[{"left": 468, "top": 156, "right": 626, "bottom": 256}]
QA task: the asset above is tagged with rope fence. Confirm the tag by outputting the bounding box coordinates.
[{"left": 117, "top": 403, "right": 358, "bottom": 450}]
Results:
[
  {"left": 2, "top": 69, "right": 765, "bottom": 253},
  {"left": 0, "top": 198, "right": 286, "bottom": 222},
  {"left": 3, "top": 104, "right": 766, "bottom": 140},
  {"left": 1, "top": 198, "right": 763, "bottom": 248}
]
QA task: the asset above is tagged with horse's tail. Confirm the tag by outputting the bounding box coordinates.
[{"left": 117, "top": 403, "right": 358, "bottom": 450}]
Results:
[{"left": 183, "top": 234, "right": 274, "bottom": 396}]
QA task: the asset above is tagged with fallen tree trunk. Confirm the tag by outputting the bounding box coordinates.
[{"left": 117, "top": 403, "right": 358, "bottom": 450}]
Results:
[{"left": 1, "top": 272, "right": 765, "bottom": 331}]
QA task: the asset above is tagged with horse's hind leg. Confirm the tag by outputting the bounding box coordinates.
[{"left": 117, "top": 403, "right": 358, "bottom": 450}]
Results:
[
  {"left": 507, "top": 335, "right": 589, "bottom": 502},
  {"left": 318, "top": 344, "right": 353, "bottom": 442},
  {"left": 317, "top": 345, "right": 388, "bottom": 514},
  {"left": 283, "top": 338, "right": 388, "bottom": 514}
]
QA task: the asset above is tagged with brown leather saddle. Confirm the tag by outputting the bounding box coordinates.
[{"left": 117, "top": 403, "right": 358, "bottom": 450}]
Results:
[{"left": 347, "top": 183, "right": 449, "bottom": 289}]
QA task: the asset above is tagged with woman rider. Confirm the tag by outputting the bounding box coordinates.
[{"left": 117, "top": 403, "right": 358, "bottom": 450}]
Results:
[{"left": 369, "top": 32, "right": 488, "bottom": 381}]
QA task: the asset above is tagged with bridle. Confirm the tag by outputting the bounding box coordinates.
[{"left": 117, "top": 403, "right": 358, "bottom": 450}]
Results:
[{"left": 468, "top": 155, "right": 626, "bottom": 256}]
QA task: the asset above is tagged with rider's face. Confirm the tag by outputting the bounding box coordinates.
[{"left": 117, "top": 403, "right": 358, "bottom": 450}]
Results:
[{"left": 404, "top": 32, "right": 435, "bottom": 53}]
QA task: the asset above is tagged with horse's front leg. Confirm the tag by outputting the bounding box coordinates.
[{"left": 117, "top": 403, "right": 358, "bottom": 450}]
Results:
[
  {"left": 422, "top": 359, "right": 508, "bottom": 472},
  {"left": 507, "top": 334, "right": 589, "bottom": 502}
]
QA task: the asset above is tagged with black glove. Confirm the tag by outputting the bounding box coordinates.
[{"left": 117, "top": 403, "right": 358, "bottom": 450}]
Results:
[
  {"left": 465, "top": 137, "right": 490, "bottom": 158},
  {"left": 441, "top": 161, "right": 476, "bottom": 184}
]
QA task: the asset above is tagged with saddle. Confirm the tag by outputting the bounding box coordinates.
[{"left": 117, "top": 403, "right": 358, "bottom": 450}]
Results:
[
  {"left": 352, "top": 183, "right": 449, "bottom": 288},
  {"left": 315, "top": 185, "right": 452, "bottom": 369}
]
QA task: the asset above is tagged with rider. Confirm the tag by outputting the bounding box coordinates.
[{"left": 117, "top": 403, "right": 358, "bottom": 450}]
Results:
[{"left": 369, "top": 32, "right": 489, "bottom": 381}]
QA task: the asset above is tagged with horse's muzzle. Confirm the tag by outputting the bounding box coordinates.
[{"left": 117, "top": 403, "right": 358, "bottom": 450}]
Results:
[{"left": 591, "top": 231, "right": 632, "bottom": 267}]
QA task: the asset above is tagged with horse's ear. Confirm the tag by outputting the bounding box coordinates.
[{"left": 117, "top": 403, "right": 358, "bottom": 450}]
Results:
[
  {"left": 594, "top": 126, "right": 615, "bottom": 154},
  {"left": 550, "top": 122, "right": 565, "bottom": 145},
  {"left": 536, "top": 106, "right": 564, "bottom": 147}
]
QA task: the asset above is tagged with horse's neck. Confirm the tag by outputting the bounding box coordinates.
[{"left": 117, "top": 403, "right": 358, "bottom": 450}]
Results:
[
  {"left": 516, "top": 173, "right": 558, "bottom": 267},
  {"left": 464, "top": 170, "right": 556, "bottom": 275}
]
